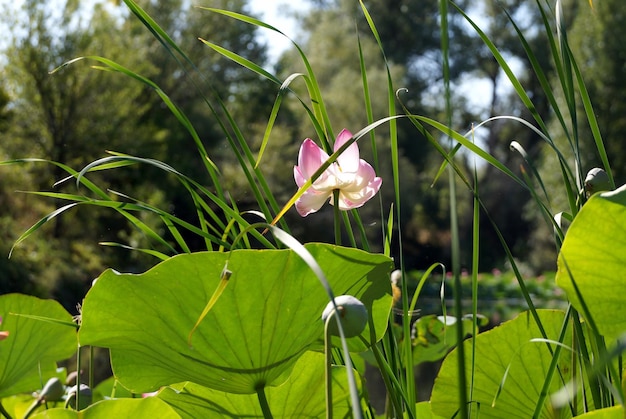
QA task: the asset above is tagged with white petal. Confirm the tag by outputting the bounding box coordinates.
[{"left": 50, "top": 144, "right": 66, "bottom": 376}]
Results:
[
  {"left": 295, "top": 189, "right": 332, "bottom": 216},
  {"left": 337, "top": 174, "right": 382, "bottom": 210}
]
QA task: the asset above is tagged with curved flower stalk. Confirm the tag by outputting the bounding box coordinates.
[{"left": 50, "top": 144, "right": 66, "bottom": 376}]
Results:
[
  {"left": 294, "top": 129, "right": 382, "bottom": 217},
  {"left": 321, "top": 295, "right": 368, "bottom": 419}
]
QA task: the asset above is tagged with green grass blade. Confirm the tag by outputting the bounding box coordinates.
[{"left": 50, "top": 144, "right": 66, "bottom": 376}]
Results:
[
  {"left": 1, "top": 158, "right": 111, "bottom": 200},
  {"left": 122, "top": 0, "right": 188, "bottom": 61},
  {"left": 451, "top": 2, "right": 549, "bottom": 134},
  {"left": 98, "top": 242, "right": 170, "bottom": 261},
  {"left": 470, "top": 136, "right": 480, "bottom": 416},
  {"left": 356, "top": 30, "right": 379, "bottom": 171},
  {"left": 568, "top": 45, "right": 615, "bottom": 189},
  {"left": 79, "top": 155, "right": 275, "bottom": 249},
  {"left": 197, "top": 7, "right": 336, "bottom": 144},
  {"left": 383, "top": 204, "right": 394, "bottom": 257},
  {"left": 532, "top": 306, "right": 574, "bottom": 417},
  {"left": 255, "top": 72, "right": 303, "bottom": 168},
  {"left": 439, "top": 1, "right": 468, "bottom": 416},
  {"left": 23, "top": 190, "right": 182, "bottom": 254},
  {"left": 357, "top": 0, "right": 413, "bottom": 413},
  {"left": 502, "top": 6, "right": 569, "bottom": 143},
  {"left": 53, "top": 55, "right": 223, "bottom": 195},
  {"left": 413, "top": 115, "right": 526, "bottom": 189},
  {"left": 198, "top": 38, "right": 280, "bottom": 85},
  {"left": 9, "top": 203, "right": 80, "bottom": 257}
]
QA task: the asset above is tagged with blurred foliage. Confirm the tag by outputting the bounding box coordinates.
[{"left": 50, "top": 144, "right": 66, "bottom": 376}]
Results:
[{"left": 405, "top": 269, "right": 565, "bottom": 326}]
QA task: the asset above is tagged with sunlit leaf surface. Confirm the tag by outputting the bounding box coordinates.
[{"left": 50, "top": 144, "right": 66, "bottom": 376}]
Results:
[
  {"left": 79, "top": 243, "right": 392, "bottom": 394},
  {"left": 0, "top": 294, "right": 76, "bottom": 398},
  {"left": 158, "top": 351, "right": 361, "bottom": 418},
  {"left": 556, "top": 184, "right": 626, "bottom": 341},
  {"left": 431, "top": 310, "right": 585, "bottom": 418},
  {"left": 30, "top": 397, "right": 179, "bottom": 419}
]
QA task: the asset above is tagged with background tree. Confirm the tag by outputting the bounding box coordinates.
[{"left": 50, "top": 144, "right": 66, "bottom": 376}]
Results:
[
  {"left": 1, "top": 0, "right": 160, "bottom": 307},
  {"left": 0, "top": 0, "right": 274, "bottom": 310},
  {"left": 121, "top": 0, "right": 277, "bottom": 250}
]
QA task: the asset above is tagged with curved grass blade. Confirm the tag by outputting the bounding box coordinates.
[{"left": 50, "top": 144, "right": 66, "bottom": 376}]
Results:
[
  {"left": 99, "top": 242, "right": 170, "bottom": 261},
  {"left": 568, "top": 43, "right": 615, "bottom": 189},
  {"left": 255, "top": 72, "right": 305, "bottom": 168},
  {"left": 52, "top": 55, "right": 223, "bottom": 196},
  {"left": 9, "top": 203, "right": 80, "bottom": 257},
  {"left": 1, "top": 158, "right": 110, "bottom": 200},
  {"left": 78, "top": 155, "right": 276, "bottom": 250},
  {"left": 198, "top": 38, "right": 280, "bottom": 85},
  {"left": 199, "top": 7, "right": 335, "bottom": 148},
  {"left": 22, "top": 191, "right": 180, "bottom": 254},
  {"left": 123, "top": 0, "right": 286, "bottom": 230}
]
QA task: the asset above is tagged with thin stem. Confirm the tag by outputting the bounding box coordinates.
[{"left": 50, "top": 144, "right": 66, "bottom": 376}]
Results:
[
  {"left": 333, "top": 190, "right": 341, "bottom": 245},
  {"left": 89, "top": 346, "right": 94, "bottom": 392},
  {"left": 0, "top": 401, "right": 13, "bottom": 419},
  {"left": 532, "top": 305, "right": 572, "bottom": 418},
  {"left": 361, "top": 334, "right": 405, "bottom": 418},
  {"left": 325, "top": 313, "right": 335, "bottom": 419},
  {"left": 75, "top": 345, "right": 81, "bottom": 410},
  {"left": 22, "top": 399, "right": 42, "bottom": 419},
  {"left": 440, "top": 0, "right": 468, "bottom": 416},
  {"left": 470, "top": 130, "right": 480, "bottom": 417},
  {"left": 401, "top": 270, "right": 415, "bottom": 410},
  {"left": 256, "top": 385, "right": 273, "bottom": 419}
]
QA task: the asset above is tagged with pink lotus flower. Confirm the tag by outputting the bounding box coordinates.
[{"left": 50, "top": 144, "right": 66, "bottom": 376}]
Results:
[{"left": 294, "top": 129, "right": 382, "bottom": 217}]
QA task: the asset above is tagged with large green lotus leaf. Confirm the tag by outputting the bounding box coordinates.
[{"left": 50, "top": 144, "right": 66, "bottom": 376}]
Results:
[
  {"left": 30, "top": 397, "right": 180, "bottom": 419},
  {"left": 0, "top": 294, "right": 77, "bottom": 397},
  {"left": 158, "top": 351, "right": 362, "bottom": 418},
  {"left": 1, "top": 394, "right": 41, "bottom": 419},
  {"left": 573, "top": 406, "right": 624, "bottom": 418},
  {"left": 79, "top": 243, "right": 392, "bottom": 394},
  {"left": 415, "top": 401, "right": 445, "bottom": 419},
  {"left": 431, "top": 310, "right": 586, "bottom": 418},
  {"left": 556, "top": 185, "right": 626, "bottom": 341}
]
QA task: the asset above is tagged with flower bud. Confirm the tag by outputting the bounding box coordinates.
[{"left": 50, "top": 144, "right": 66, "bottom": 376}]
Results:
[
  {"left": 66, "top": 384, "right": 92, "bottom": 410},
  {"left": 584, "top": 167, "right": 611, "bottom": 196},
  {"left": 322, "top": 295, "right": 368, "bottom": 338},
  {"left": 39, "top": 377, "right": 65, "bottom": 402}
]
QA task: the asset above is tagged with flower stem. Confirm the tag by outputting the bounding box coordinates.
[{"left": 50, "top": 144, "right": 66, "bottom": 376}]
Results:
[
  {"left": 333, "top": 190, "right": 341, "bottom": 245},
  {"left": 324, "top": 312, "right": 335, "bottom": 419},
  {"left": 0, "top": 401, "right": 13, "bottom": 419},
  {"left": 256, "top": 385, "right": 273, "bottom": 419},
  {"left": 75, "top": 345, "right": 81, "bottom": 410}
]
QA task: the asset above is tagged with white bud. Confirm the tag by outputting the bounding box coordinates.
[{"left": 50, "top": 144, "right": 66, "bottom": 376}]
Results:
[
  {"left": 39, "top": 377, "right": 65, "bottom": 402},
  {"left": 584, "top": 167, "right": 611, "bottom": 196},
  {"left": 321, "top": 295, "right": 368, "bottom": 338},
  {"left": 390, "top": 269, "right": 402, "bottom": 286}
]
